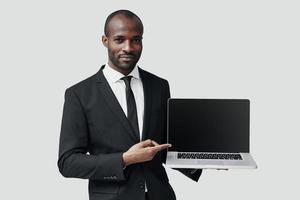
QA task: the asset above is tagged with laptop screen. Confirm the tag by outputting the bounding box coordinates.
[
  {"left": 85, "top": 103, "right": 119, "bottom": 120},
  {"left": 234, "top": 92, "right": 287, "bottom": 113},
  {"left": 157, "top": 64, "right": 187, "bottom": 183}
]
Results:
[{"left": 167, "top": 99, "right": 250, "bottom": 153}]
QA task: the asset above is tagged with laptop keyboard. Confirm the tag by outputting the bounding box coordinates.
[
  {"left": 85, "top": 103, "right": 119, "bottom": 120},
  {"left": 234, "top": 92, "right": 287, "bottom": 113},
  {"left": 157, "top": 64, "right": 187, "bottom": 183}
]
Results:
[{"left": 177, "top": 153, "right": 243, "bottom": 160}]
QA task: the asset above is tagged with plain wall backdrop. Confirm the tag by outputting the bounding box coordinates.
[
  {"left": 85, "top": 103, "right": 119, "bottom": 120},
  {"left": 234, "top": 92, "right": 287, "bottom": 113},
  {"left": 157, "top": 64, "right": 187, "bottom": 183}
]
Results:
[{"left": 1, "top": 0, "right": 299, "bottom": 199}]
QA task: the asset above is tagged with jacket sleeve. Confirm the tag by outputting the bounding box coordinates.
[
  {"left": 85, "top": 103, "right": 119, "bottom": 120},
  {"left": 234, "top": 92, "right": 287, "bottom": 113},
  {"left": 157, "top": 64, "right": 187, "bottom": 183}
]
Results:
[
  {"left": 57, "top": 89, "right": 126, "bottom": 181},
  {"left": 162, "top": 80, "right": 203, "bottom": 182}
]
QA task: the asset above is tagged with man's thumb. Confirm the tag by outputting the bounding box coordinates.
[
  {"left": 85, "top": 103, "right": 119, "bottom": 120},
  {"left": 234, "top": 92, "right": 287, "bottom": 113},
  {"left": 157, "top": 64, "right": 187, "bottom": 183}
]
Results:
[{"left": 140, "top": 139, "right": 153, "bottom": 147}]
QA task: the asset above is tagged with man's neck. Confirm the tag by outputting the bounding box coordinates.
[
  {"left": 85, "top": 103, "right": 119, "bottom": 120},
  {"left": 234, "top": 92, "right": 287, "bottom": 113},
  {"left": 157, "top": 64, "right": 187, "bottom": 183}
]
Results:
[{"left": 107, "top": 61, "right": 134, "bottom": 76}]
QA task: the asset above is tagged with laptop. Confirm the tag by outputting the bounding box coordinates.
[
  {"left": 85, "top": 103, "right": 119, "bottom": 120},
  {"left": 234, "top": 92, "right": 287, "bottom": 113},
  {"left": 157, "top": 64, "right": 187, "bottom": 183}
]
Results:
[{"left": 165, "top": 99, "right": 257, "bottom": 169}]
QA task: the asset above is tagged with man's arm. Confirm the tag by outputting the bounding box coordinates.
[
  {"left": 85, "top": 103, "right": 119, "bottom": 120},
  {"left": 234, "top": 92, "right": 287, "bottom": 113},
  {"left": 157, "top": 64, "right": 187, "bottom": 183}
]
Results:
[
  {"left": 163, "top": 80, "right": 203, "bottom": 182},
  {"left": 57, "top": 89, "right": 125, "bottom": 181}
]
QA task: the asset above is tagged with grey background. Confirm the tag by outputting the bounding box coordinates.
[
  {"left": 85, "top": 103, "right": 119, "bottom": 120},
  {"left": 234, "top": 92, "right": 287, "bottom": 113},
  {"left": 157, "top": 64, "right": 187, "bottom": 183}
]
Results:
[{"left": 1, "top": 0, "right": 299, "bottom": 199}]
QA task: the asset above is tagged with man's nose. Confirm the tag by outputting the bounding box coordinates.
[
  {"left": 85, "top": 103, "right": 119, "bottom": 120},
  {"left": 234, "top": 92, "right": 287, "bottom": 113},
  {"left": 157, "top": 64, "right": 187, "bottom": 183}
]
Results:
[{"left": 122, "top": 40, "right": 133, "bottom": 52}]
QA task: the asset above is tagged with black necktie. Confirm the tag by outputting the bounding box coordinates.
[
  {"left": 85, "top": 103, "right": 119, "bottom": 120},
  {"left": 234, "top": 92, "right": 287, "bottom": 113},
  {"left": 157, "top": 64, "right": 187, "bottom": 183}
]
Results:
[{"left": 121, "top": 76, "right": 140, "bottom": 139}]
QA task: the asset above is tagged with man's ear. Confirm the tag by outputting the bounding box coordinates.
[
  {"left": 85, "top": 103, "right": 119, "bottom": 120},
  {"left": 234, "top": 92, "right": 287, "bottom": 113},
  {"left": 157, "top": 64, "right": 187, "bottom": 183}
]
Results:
[{"left": 102, "top": 35, "right": 108, "bottom": 48}]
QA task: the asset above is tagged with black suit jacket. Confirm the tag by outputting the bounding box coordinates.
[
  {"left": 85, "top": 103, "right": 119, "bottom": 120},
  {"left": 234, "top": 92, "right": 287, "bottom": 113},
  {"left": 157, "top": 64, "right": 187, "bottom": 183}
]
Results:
[{"left": 58, "top": 66, "right": 201, "bottom": 200}]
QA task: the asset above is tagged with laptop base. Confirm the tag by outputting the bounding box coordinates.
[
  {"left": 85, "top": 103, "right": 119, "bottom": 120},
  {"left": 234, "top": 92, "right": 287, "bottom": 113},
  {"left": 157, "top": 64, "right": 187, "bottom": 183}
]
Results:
[{"left": 166, "top": 152, "right": 257, "bottom": 169}]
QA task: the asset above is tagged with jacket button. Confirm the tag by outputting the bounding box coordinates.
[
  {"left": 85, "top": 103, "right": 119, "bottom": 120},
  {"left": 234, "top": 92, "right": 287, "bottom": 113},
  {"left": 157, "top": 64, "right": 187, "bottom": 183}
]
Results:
[{"left": 139, "top": 183, "right": 145, "bottom": 189}]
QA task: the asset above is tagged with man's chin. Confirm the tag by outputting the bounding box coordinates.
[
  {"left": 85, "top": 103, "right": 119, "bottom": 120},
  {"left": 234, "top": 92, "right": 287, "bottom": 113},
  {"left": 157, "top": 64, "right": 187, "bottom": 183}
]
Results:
[{"left": 118, "top": 62, "right": 137, "bottom": 70}]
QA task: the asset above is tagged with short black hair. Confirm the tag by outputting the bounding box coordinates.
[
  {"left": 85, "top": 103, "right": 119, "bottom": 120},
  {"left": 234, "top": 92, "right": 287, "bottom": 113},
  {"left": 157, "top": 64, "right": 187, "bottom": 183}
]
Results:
[{"left": 104, "top": 9, "right": 143, "bottom": 36}]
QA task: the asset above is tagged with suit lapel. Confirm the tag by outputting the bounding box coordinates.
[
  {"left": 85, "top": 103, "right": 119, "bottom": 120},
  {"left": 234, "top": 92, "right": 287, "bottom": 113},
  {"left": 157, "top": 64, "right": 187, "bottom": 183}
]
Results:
[
  {"left": 95, "top": 66, "right": 139, "bottom": 143},
  {"left": 139, "top": 68, "right": 152, "bottom": 141}
]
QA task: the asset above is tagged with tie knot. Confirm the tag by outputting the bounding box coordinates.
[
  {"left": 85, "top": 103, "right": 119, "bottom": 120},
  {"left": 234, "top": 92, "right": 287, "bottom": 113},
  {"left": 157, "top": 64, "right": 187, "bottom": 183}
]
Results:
[{"left": 121, "top": 76, "right": 133, "bottom": 87}]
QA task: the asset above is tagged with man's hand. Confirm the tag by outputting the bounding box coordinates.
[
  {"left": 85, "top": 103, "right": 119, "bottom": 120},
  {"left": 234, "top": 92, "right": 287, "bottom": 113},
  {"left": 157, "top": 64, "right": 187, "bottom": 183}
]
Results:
[{"left": 122, "top": 139, "right": 171, "bottom": 167}]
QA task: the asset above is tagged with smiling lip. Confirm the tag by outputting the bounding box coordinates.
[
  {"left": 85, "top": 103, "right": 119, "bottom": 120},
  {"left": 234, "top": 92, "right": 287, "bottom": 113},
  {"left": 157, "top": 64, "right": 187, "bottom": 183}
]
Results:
[
  {"left": 119, "top": 55, "right": 134, "bottom": 61},
  {"left": 120, "top": 58, "right": 133, "bottom": 62},
  {"left": 120, "top": 55, "right": 134, "bottom": 58}
]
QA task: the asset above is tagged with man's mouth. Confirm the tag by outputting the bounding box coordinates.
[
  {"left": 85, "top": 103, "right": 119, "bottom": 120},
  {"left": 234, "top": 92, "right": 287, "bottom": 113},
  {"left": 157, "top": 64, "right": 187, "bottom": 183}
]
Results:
[{"left": 119, "top": 55, "right": 135, "bottom": 62}]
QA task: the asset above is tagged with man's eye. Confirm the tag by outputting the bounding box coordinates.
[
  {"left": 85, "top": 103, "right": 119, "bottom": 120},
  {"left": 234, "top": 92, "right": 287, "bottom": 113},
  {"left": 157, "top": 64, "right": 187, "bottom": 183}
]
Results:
[
  {"left": 114, "top": 38, "right": 123, "bottom": 43},
  {"left": 132, "top": 38, "right": 142, "bottom": 43}
]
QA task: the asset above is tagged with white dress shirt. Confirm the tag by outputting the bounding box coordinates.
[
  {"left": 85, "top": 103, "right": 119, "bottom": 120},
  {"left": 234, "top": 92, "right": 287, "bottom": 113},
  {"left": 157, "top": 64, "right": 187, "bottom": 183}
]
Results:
[{"left": 103, "top": 64, "right": 144, "bottom": 141}]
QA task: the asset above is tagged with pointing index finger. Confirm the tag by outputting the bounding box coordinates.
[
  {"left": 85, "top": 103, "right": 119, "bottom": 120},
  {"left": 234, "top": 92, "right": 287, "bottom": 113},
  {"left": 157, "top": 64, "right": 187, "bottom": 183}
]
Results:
[{"left": 152, "top": 143, "right": 172, "bottom": 152}]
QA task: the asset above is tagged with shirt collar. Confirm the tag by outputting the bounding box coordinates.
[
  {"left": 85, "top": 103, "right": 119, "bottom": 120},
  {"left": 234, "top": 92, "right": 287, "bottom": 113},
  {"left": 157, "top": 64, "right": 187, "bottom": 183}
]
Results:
[{"left": 103, "top": 63, "right": 141, "bottom": 83}]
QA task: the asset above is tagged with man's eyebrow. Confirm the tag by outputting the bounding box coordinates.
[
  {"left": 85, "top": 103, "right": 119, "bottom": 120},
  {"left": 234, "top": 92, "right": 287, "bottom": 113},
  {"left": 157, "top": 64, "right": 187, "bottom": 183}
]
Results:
[
  {"left": 112, "top": 35, "right": 124, "bottom": 38},
  {"left": 111, "top": 35, "right": 142, "bottom": 39},
  {"left": 132, "top": 35, "right": 143, "bottom": 39}
]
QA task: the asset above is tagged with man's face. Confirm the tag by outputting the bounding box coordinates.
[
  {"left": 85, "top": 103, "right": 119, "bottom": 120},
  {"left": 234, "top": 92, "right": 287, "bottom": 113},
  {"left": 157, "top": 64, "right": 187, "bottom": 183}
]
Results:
[{"left": 102, "top": 15, "right": 143, "bottom": 75}]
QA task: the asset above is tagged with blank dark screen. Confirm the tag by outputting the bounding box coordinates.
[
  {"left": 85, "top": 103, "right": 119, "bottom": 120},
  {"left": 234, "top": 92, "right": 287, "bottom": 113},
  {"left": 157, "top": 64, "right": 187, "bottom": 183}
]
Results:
[{"left": 168, "top": 99, "right": 250, "bottom": 153}]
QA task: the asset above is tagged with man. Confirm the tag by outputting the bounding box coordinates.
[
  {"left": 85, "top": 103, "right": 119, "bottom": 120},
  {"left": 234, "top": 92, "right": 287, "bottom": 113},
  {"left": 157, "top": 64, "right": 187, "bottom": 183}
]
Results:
[{"left": 58, "top": 10, "right": 202, "bottom": 200}]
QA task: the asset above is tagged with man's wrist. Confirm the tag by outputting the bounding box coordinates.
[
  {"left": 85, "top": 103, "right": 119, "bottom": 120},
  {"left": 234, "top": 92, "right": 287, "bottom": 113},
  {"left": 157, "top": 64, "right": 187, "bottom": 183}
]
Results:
[{"left": 122, "top": 152, "right": 131, "bottom": 167}]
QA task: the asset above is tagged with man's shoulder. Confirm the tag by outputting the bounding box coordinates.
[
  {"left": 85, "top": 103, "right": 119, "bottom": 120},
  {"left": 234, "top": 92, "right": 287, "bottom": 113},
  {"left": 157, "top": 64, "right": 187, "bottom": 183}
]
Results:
[{"left": 65, "top": 67, "right": 170, "bottom": 93}]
